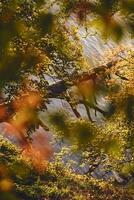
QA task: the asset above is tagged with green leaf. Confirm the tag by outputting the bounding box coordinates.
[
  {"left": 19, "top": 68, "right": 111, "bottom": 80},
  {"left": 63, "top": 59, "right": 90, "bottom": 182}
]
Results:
[
  {"left": 104, "top": 139, "right": 122, "bottom": 157},
  {"left": 69, "top": 120, "right": 97, "bottom": 146},
  {"left": 37, "top": 12, "right": 54, "bottom": 34}
]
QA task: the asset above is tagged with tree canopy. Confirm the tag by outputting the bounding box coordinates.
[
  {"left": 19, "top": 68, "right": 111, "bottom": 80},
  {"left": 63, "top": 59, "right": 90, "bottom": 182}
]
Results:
[{"left": 0, "top": 0, "right": 134, "bottom": 199}]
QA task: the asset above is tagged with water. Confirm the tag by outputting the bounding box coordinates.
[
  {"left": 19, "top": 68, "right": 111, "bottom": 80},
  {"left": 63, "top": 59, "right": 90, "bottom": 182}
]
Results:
[{"left": 1, "top": 23, "right": 134, "bottom": 180}]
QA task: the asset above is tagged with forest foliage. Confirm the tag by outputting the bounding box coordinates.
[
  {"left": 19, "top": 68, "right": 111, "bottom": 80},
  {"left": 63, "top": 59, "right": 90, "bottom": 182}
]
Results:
[{"left": 0, "top": 0, "right": 134, "bottom": 199}]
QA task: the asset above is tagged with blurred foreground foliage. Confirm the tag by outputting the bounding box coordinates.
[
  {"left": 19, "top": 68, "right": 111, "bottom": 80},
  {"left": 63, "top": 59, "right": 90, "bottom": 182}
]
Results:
[
  {"left": 0, "top": 136, "right": 134, "bottom": 200},
  {"left": 0, "top": 0, "right": 134, "bottom": 199}
]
